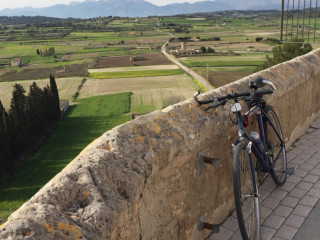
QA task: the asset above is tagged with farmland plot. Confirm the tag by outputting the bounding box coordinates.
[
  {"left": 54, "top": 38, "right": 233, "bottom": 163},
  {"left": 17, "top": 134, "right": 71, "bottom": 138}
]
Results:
[{"left": 79, "top": 74, "right": 198, "bottom": 113}]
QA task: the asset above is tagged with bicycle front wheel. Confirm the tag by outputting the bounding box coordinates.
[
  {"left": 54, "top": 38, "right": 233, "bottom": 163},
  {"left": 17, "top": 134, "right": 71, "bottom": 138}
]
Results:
[
  {"left": 264, "top": 106, "right": 287, "bottom": 185},
  {"left": 233, "top": 142, "right": 260, "bottom": 240}
]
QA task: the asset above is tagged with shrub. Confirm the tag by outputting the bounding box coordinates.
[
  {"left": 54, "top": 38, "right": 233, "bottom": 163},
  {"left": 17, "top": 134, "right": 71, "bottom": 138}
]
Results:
[{"left": 256, "top": 39, "right": 313, "bottom": 71}]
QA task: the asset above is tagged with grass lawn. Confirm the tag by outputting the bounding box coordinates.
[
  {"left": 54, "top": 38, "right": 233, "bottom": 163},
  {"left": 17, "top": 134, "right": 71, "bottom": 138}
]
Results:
[{"left": 0, "top": 92, "right": 132, "bottom": 224}]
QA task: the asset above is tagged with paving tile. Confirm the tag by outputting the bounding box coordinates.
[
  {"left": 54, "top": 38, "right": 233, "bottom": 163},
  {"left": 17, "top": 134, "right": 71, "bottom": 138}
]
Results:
[
  {"left": 273, "top": 205, "right": 293, "bottom": 218},
  {"left": 300, "top": 134, "right": 314, "bottom": 140},
  {"left": 260, "top": 206, "right": 273, "bottom": 220},
  {"left": 261, "top": 197, "right": 281, "bottom": 210},
  {"left": 313, "top": 181, "right": 320, "bottom": 189},
  {"left": 222, "top": 216, "right": 239, "bottom": 232},
  {"left": 268, "top": 189, "right": 287, "bottom": 201},
  {"left": 294, "top": 168, "right": 309, "bottom": 178},
  {"left": 303, "top": 146, "right": 320, "bottom": 155},
  {"left": 296, "top": 181, "right": 313, "bottom": 191},
  {"left": 292, "top": 204, "right": 312, "bottom": 218},
  {"left": 296, "top": 152, "right": 312, "bottom": 161},
  {"left": 299, "top": 163, "right": 316, "bottom": 171},
  {"left": 274, "top": 225, "right": 298, "bottom": 240},
  {"left": 262, "top": 215, "right": 285, "bottom": 230},
  {"left": 288, "top": 188, "right": 308, "bottom": 199},
  {"left": 277, "top": 181, "right": 295, "bottom": 192},
  {"left": 299, "top": 195, "right": 319, "bottom": 207},
  {"left": 309, "top": 168, "right": 320, "bottom": 176},
  {"left": 281, "top": 196, "right": 300, "bottom": 208},
  {"left": 260, "top": 225, "right": 276, "bottom": 240},
  {"left": 304, "top": 157, "right": 320, "bottom": 166},
  {"left": 286, "top": 175, "right": 302, "bottom": 185},
  {"left": 259, "top": 181, "right": 277, "bottom": 200},
  {"left": 294, "top": 144, "right": 311, "bottom": 151},
  {"left": 284, "top": 214, "right": 306, "bottom": 228},
  {"left": 229, "top": 229, "right": 242, "bottom": 240},
  {"left": 302, "top": 174, "right": 319, "bottom": 184},
  {"left": 307, "top": 188, "right": 320, "bottom": 198}
]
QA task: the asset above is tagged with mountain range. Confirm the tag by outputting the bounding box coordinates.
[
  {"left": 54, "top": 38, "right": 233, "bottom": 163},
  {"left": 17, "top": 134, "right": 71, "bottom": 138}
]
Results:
[{"left": 0, "top": 0, "right": 283, "bottom": 18}]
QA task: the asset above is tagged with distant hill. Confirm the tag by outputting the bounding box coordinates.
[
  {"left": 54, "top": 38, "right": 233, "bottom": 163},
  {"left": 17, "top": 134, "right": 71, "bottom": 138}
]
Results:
[{"left": 0, "top": 0, "right": 285, "bottom": 19}]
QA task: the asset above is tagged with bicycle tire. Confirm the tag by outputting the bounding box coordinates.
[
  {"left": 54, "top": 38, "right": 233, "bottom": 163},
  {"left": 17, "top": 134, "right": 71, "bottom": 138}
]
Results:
[
  {"left": 263, "top": 106, "right": 287, "bottom": 185},
  {"left": 233, "top": 142, "right": 260, "bottom": 240}
]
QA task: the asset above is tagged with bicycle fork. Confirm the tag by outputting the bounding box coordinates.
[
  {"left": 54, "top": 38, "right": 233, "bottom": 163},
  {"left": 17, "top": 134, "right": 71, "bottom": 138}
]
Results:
[{"left": 246, "top": 141, "right": 261, "bottom": 240}]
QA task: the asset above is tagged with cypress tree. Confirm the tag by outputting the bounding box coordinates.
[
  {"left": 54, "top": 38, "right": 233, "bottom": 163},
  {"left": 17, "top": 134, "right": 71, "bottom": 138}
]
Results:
[
  {"left": 49, "top": 75, "right": 61, "bottom": 123},
  {"left": 0, "top": 101, "right": 6, "bottom": 172},
  {"left": 28, "top": 82, "right": 45, "bottom": 137},
  {"left": 9, "top": 84, "right": 27, "bottom": 154}
]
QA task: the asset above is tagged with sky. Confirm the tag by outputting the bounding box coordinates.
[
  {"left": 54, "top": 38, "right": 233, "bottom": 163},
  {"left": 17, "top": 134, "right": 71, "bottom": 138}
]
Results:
[{"left": 0, "top": 0, "right": 210, "bottom": 11}]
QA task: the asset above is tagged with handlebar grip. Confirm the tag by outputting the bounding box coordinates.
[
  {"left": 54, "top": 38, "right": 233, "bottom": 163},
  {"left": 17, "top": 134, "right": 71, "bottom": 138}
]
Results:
[{"left": 255, "top": 89, "right": 274, "bottom": 95}]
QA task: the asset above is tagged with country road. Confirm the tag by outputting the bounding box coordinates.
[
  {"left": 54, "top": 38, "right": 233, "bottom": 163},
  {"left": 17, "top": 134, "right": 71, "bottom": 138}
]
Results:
[{"left": 161, "top": 41, "right": 214, "bottom": 91}]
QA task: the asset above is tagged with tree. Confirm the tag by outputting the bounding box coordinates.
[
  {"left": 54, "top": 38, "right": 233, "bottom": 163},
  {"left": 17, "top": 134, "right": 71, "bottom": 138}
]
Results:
[
  {"left": 207, "top": 47, "right": 215, "bottom": 53},
  {"left": 49, "top": 74, "right": 61, "bottom": 123},
  {"left": 256, "top": 40, "right": 313, "bottom": 71},
  {"left": 27, "top": 82, "right": 46, "bottom": 137},
  {"left": 9, "top": 84, "right": 28, "bottom": 154},
  {"left": 200, "top": 46, "right": 206, "bottom": 53},
  {"left": 0, "top": 101, "right": 12, "bottom": 179}
]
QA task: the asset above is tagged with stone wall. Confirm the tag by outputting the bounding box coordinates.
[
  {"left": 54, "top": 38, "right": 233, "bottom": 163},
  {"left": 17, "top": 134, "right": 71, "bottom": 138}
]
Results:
[{"left": 1, "top": 49, "right": 320, "bottom": 240}]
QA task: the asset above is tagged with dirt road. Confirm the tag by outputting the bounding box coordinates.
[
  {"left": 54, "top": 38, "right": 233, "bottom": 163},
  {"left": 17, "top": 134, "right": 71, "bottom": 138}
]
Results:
[{"left": 161, "top": 41, "right": 214, "bottom": 91}]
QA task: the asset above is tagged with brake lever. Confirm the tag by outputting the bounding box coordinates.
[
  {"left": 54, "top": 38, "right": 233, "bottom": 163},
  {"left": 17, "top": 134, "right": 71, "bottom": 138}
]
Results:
[
  {"left": 262, "top": 79, "right": 277, "bottom": 92},
  {"left": 193, "top": 91, "right": 201, "bottom": 105}
]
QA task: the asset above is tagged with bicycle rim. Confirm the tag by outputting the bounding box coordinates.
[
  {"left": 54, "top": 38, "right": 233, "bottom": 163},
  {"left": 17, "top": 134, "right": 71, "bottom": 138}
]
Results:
[
  {"left": 233, "top": 143, "right": 260, "bottom": 240},
  {"left": 265, "top": 107, "right": 287, "bottom": 185}
]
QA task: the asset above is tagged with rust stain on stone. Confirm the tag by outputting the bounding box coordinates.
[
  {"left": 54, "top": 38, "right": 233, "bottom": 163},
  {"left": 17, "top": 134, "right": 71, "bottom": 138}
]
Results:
[
  {"left": 172, "top": 132, "right": 179, "bottom": 139},
  {"left": 45, "top": 223, "right": 53, "bottom": 233},
  {"left": 154, "top": 123, "right": 161, "bottom": 134},
  {"left": 82, "top": 190, "right": 90, "bottom": 199},
  {"left": 98, "top": 143, "right": 111, "bottom": 151},
  {"left": 154, "top": 115, "right": 161, "bottom": 121},
  {"left": 57, "top": 222, "right": 83, "bottom": 239},
  {"left": 137, "top": 134, "right": 144, "bottom": 142},
  {"left": 21, "top": 231, "right": 31, "bottom": 236},
  {"left": 150, "top": 138, "right": 158, "bottom": 147}
]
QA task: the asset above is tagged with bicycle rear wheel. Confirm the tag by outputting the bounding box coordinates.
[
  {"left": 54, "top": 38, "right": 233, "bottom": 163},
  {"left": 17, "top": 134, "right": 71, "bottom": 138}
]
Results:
[
  {"left": 233, "top": 142, "right": 260, "bottom": 240},
  {"left": 264, "top": 106, "right": 287, "bottom": 185}
]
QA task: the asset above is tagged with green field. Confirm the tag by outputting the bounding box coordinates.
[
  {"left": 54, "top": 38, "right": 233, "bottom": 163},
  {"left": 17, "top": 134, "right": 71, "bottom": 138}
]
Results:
[
  {"left": 89, "top": 69, "right": 184, "bottom": 79},
  {"left": 0, "top": 93, "right": 132, "bottom": 224},
  {"left": 179, "top": 54, "right": 266, "bottom": 67}
]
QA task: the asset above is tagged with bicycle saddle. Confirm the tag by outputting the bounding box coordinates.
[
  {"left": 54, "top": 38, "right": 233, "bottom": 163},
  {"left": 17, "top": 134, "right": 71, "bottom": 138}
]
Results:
[{"left": 249, "top": 77, "right": 266, "bottom": 89}]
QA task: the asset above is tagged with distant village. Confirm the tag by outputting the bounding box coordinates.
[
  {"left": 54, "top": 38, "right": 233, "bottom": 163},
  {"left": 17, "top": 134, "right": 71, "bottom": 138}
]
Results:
[{"left": 170, "top": 42, "right": 203, "bottom": 56}]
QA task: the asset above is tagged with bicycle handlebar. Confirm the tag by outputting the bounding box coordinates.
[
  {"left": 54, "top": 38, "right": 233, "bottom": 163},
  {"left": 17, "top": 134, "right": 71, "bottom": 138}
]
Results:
[{"left": 194, "top": 88, "right": 274, "bottom": 109}]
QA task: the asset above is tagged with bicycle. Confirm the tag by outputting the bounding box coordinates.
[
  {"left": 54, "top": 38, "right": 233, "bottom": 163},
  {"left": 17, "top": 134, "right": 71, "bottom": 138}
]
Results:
[{"left": 194, "top": 78, "right": 293, "bottom": 240}]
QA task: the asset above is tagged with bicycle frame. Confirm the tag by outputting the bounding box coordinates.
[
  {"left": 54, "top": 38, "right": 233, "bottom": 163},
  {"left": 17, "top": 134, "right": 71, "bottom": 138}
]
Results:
[{"left": 234, "top": 104, "right": 286, "bottom": 175}]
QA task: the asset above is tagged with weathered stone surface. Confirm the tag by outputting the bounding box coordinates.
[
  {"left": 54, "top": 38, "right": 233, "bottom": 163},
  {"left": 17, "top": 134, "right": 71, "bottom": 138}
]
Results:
[{"left": 1, "top": 49, "right": 320, "bottom": 240}]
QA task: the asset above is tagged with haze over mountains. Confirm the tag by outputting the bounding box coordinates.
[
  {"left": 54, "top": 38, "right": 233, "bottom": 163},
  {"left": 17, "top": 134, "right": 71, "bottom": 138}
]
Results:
[{"left": 0, "top": 0, "right": 282, "bottom": 18}]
